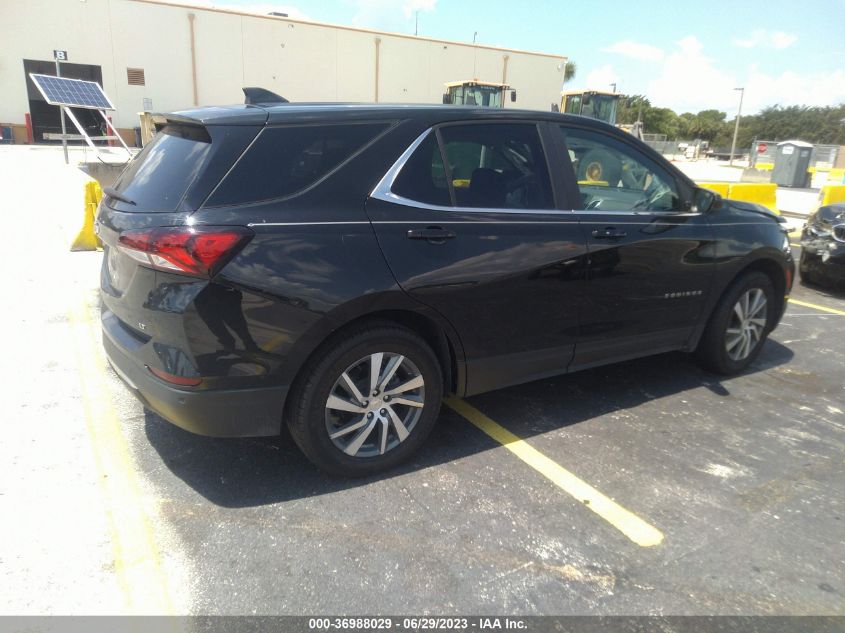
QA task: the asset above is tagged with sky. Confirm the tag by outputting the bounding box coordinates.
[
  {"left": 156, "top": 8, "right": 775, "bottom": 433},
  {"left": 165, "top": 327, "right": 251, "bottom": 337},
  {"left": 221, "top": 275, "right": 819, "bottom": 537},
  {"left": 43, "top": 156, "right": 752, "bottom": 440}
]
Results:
[{"left": 181, "top": 0, "right": 845, "bottom": 116}]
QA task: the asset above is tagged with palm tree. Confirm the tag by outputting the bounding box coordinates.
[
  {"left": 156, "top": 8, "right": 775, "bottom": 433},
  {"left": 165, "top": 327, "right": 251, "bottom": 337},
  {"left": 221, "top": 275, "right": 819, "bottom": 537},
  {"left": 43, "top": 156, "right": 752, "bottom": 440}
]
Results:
[{"left": 563, "top": 61, "right": 576, "bottom": 85}]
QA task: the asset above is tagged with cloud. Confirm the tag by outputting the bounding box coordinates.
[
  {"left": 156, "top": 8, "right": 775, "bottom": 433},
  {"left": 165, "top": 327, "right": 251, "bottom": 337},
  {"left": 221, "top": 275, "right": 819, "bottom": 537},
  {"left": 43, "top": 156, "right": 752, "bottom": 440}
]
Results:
[
  {"left": 584, "top": 65, "right": 620, "bottom": 91},
  {"left": 646, "top": 35, "right": 845, "bottom": 115},
  {"left": 733, "top": 29, "right": 797, "bottom": 49},
  {"left": 167, "top": 0, "right": 313, "bottom": 20},
  {"left": 347, "top": 0, "right": 437, "bottom": 31},
  {"left": 602, "top": 40, "right": 664, "bottom": 62},
  {"left": 403, "top": 0, "right": 436, "bottom": 18},
  {"left": 647, "top": 36, "right": 736, "bottom": 112}
]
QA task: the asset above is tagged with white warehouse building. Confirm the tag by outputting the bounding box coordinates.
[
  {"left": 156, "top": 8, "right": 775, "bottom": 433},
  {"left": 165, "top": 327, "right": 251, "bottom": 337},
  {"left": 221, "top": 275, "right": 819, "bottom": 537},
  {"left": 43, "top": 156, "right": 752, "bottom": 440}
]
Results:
[{"left": 0, "top": 0, "right": 567, "bottom": 146}]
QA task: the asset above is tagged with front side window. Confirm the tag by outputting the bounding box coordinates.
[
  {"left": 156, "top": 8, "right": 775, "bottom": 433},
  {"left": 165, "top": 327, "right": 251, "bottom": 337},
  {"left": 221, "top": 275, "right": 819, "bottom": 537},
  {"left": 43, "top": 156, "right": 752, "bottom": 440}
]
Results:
[
  {"left": 559, "top": 126, "right": 681, "bottom": 213},
  {"left": 208, "top": 122, "right": 389, "bottom": 206}
]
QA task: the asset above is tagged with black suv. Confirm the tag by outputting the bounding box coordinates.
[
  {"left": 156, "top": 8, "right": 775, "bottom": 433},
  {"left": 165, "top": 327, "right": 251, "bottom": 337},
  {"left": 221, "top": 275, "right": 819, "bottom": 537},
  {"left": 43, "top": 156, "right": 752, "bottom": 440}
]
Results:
[{"left": 97, "top": 103, "right": 794, "bottom": 476}]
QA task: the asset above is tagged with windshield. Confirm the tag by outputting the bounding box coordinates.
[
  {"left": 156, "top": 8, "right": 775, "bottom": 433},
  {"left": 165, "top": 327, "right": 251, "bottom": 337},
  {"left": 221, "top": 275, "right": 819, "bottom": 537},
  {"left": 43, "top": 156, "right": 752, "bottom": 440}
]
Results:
[
  {"left": 581, "top": 95, "right": 619, "bottom": 125},
  {"left": 452, "top": 85, "right": 504, "bottom": 107}
]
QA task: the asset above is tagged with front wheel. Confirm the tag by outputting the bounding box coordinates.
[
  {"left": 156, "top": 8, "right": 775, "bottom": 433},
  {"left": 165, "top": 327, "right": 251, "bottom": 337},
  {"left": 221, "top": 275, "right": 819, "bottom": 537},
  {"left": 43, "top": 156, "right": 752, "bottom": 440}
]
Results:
[
  {"left": 286, "top": 323, "right": 443, "bottom": 476},
  {"left": 798, "top": 251, "right": 820, "bottom": 286},
  {"left": 697, "top": 272, "right": 776, "bottom": 375}
]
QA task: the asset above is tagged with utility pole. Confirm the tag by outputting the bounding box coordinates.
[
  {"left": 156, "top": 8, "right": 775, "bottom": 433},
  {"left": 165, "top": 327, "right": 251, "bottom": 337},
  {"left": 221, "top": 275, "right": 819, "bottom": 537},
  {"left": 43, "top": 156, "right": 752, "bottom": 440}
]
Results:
[
  {"left": 472, "top": 32, "right": 478, "bottom": 77},
  {"left": 729, "top": 87, "right": 744, "bottom": 167},
  {"left": 609, "top": 82, "right": 617, "bottom": 93},
  {"left": 414, "top": 11, "right": 418, "bottom": 36},
  {"left": 54, "top": 50, "right": 69, "bottom": 164}
]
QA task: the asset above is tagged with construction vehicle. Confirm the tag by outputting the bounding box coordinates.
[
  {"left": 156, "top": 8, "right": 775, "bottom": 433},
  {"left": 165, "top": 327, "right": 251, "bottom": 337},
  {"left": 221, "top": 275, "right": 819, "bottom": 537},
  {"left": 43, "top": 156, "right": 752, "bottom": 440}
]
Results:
[
  {"left": 560, "top": 90, "right": 620, "bottom": 125},
  {"left": 560, "top": 90, "right": 643, "bottom": 140},
  {"left": 442, "top": 80, "right": 516, "bottom": 107}
]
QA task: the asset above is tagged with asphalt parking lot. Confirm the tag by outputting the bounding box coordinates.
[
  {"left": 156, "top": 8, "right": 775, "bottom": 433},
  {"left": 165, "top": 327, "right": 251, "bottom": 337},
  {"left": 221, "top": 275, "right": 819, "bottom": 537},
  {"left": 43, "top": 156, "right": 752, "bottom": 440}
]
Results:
[{"left": 1, "top": 147, "right": 843, "bottom": 616}]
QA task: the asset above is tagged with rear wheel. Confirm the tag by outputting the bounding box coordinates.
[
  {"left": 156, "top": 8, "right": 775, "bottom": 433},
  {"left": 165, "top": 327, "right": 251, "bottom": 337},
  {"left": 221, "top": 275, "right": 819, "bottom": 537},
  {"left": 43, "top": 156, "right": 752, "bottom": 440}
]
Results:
[
  {"left": 286, "top": 323, "right": 442, "bottom": 476},
  {"left": 697, "top": 272, "right": 775, "bottom": 375}
]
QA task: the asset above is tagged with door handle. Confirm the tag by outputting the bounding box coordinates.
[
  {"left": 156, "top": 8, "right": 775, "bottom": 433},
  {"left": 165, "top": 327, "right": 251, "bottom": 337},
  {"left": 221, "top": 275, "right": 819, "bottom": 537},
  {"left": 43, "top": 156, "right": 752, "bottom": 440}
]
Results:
[
  {"left": 406, "top": 227, "right": 457, "bottom": 242},
  {"left": 591, "top": 227, "right": 627, "bottom": 239}
]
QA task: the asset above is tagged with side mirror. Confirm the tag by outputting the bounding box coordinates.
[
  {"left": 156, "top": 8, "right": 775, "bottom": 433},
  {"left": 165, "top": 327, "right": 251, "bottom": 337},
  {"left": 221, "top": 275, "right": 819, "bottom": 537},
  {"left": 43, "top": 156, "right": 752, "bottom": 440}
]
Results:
[
  {"left": 442, "top": 93, "right": 452, "bottom": 104},
  {"left": 693, "top": 187, "right": 722, "bottom": 213},
  {"left": 510, "top": 91, "right": 517, "bottom": 102}
]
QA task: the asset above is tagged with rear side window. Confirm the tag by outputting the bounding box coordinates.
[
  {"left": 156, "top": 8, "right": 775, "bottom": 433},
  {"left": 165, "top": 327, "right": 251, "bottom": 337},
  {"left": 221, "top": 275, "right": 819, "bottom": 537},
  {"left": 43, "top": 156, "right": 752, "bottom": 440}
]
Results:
[
  {"left": 207, "top": 123, "right": 389, "bottom": 206},
  {"left": 391, "top": 123, "right": 554, "bottom": 210},
  {"left": 112, "top": 124, "right": 212, "bottom": 212},
  {"left": 440, "top": 124, "right": 554, "bottom": 210},
  {"left": 391, "top": 132, "right": 451, "bottom": 207}
]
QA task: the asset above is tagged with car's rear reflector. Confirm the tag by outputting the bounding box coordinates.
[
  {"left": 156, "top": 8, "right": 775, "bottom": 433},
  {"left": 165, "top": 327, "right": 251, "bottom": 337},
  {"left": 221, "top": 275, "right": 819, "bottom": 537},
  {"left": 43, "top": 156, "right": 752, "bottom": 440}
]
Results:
[
  {"left": 117, "top": 225, "right": 253, "bottom": 277},
  {"left": 147, "top": 365, "right": 203, "bottom": 387}
]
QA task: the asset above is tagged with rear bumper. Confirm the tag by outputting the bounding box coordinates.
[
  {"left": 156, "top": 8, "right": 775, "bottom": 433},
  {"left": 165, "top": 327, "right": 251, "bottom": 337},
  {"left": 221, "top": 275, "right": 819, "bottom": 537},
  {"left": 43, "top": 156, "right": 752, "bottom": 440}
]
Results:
[{"left": 103, "top": 332, "right": 287, "bottom": 438}]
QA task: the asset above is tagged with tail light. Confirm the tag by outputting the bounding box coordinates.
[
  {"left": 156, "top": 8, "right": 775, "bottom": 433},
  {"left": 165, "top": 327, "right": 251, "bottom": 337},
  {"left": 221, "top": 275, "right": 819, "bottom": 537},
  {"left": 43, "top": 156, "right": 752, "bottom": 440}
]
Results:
[
  {"left": 117, "top": 226, "right": 253, "bottom": 277},
  {"left": 147, "top": 365, "right": 202, "bottom": 387}
]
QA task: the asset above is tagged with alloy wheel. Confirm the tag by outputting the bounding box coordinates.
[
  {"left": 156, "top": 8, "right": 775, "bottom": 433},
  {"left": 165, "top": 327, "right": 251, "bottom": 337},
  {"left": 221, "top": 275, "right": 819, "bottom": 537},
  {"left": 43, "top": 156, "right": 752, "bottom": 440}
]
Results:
[
  {"left": 725, "top": 288, "right": 768, "bottom": 362},
  {"left": 324, "top": 352, "right": 425, "bottom": 458}
]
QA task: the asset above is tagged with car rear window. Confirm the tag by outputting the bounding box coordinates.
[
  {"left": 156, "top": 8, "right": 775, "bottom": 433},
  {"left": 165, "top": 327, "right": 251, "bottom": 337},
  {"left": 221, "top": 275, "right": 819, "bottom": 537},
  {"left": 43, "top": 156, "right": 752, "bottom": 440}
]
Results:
[
  {"left": 206, "top": 122, "right": 389, "bottom": 207},
  {"left": 111, "top": 124, "right": 213, "bottom": 212}
]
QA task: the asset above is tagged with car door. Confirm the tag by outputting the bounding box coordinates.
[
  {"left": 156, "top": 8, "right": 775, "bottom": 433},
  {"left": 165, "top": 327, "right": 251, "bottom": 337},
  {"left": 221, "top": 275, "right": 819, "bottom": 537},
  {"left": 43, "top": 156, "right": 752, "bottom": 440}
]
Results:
[
  {"left": 554, "top": 124, "right": 715, "bottom": 370},
  {"left": 367, "top": 121, "right": 589, "bottom": 395}
]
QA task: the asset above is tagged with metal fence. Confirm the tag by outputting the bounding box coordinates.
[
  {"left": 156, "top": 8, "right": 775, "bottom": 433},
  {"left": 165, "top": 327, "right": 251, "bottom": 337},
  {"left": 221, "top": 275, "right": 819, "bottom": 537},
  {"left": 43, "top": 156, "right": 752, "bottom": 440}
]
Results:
[
  {"left": 751, "top": 140, "right": 839, "bottom": 170},
  {"left": 812, "top": 144, "right": 839, "bottom": 169}
]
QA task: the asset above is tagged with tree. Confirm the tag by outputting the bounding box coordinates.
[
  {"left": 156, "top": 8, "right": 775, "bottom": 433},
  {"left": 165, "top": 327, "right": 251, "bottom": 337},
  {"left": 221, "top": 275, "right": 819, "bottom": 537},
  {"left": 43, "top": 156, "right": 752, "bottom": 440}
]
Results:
[
  {"left": 563, "top": 61, "right": 576, "bottom": 85},
  {"left": 616, "top": 96, "right": 681, "bottom": 138},
  {"left": 679, "top": 109, "right": 731, "bottom": 144},
  {"left": 735, "top": 104, "right": 845, "bottom": 146}
]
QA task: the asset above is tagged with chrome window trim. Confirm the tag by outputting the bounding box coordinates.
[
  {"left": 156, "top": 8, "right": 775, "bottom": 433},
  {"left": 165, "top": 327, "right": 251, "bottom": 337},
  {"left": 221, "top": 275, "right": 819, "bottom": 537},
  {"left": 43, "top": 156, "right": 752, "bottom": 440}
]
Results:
[{"left": 369, "top": 126, "right": 573, "bottom": 216}]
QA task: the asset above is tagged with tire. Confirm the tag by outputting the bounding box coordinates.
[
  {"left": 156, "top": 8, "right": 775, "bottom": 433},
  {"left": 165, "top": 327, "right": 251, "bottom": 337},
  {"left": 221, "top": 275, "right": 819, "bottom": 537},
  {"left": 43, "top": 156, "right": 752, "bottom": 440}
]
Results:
[
  {"left": 286, "top": 322, "right": 443, "bottom": 476},
  {"left": 798, "top": 251, "right": 819, "bottom": 286},
  {"left": 697, "top": 271, "right": 776, "bottom": 375},
  {"left": 577, "top": 149, "right": 622, "bottom": 186}
]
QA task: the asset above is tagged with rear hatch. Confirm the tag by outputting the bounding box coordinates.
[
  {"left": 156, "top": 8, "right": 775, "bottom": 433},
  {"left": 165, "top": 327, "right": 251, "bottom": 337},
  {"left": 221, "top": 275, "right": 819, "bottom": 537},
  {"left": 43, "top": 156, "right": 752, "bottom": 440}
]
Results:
[{"left": 97, "top": 115, "right": 263, "bottom": 362}]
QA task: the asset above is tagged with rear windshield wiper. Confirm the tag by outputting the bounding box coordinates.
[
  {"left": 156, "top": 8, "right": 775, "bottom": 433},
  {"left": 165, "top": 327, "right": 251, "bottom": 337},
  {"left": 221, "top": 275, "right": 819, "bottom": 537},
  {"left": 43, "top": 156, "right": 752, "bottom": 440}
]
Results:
[{"left": 104, "top": 187, "right": 136, "bottom": 206}]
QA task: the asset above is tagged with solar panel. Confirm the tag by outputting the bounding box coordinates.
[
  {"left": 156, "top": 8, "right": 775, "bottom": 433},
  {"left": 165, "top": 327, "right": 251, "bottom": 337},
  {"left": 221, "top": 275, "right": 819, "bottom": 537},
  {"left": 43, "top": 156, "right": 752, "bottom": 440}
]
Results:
[{"left": 29, "top": 74, "right": 115, "bottom": 111}]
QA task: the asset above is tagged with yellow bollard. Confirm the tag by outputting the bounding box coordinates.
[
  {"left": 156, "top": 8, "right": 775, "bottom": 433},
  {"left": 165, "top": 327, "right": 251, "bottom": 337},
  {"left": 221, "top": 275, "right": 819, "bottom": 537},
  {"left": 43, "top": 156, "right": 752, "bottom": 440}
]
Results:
[
  {"left": 726, "top": 182, "right": 779, "bottom": 214},
  {"left": 71, "top": 180, "right": 104, "bottom": 252},
  {"left": 818, "top": 184, "right": 845, "bottom": 207}
]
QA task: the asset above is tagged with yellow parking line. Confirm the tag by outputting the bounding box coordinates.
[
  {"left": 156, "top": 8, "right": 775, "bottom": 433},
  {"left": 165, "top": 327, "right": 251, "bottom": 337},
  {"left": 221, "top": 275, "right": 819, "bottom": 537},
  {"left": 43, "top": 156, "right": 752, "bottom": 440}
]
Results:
[
  {"left": 69, "top": 299, "right": 175, "bottom": 615},
  {"left": 788, "top": 298, "right": 845, "bottom": 316},
  {"left": 444, "top": 396, "right": 664, "bottom": 547}
]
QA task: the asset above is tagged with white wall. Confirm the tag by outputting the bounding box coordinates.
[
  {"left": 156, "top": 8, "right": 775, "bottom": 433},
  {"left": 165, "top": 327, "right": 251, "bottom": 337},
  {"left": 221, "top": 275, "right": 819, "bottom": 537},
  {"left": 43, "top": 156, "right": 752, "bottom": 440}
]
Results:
[{"left": 0, "top": 0, "right": 567, "bottom": 131}]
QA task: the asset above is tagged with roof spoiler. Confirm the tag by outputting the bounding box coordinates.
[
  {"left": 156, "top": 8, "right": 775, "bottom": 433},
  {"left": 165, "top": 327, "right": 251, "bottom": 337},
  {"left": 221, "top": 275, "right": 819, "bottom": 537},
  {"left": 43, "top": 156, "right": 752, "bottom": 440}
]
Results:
[{"left": 243, "top": 87, "right": 289, "bottom": 105}]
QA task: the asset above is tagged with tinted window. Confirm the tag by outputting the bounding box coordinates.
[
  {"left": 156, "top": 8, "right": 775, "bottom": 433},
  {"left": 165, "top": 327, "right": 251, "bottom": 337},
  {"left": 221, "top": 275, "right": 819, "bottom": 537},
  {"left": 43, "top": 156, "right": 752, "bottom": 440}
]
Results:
[
  {"left": 208, "top": 123, "right": 388, "bottom": 206},
  {"left": 391, "top": 132, "right": 451, "bottom": 207},
  {"left": 111, "top": 124, "right": 212, "bottom": 212},
  {"left": 440, "top": 123, "right": 553, "bottom": 209},
  {"left": 559, "top": 126, "right": 681, "bottom": 212}
]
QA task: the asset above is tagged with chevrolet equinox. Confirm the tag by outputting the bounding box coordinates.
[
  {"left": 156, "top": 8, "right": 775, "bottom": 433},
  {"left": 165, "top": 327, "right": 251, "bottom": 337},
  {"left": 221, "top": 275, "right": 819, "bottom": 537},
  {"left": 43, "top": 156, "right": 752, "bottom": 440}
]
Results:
[{"left": 97, "top": 101, "right": 794, "bottom": 476}]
